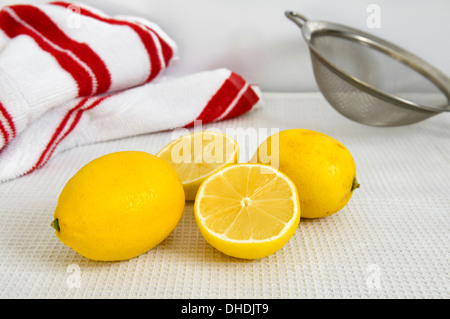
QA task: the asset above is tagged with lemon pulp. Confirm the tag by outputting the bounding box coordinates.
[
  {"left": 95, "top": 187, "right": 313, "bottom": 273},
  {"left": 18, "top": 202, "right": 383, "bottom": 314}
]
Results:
[
  {"left": 195, "top": 163, "right": 300, "bottom": 259},
  {"left": 157, "top": 131, "right": 239, "bottom": 200}
]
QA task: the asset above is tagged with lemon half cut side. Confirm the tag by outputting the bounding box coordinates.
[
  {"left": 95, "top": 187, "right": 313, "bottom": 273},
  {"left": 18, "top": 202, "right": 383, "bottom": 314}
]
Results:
[
  {"left": 157, "top": 131, "right": 239, "bottom": 200},
  {"left": 194, "top": 163, "right": 300, "bottom": 260}
]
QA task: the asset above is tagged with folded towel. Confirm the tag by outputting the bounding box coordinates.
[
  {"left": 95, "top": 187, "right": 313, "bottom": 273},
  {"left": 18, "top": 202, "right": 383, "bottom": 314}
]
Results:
[
  {"left": 0, "top": 1, "right": 177, "bottom": 149},
  {"left": 0, "top": 2, "right": 262, "bottom": 182},
  {"left": 0, "top": 68, "right": 262, "bottom": 182}
]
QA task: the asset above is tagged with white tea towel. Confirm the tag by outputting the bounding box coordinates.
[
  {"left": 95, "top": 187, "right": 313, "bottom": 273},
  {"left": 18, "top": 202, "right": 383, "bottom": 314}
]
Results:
[
  {"left": 0, "top": 1, "right": 176, "bottom": 149},
  {"left": 0, "top": 2, "right": 263, "bottom": 182}
]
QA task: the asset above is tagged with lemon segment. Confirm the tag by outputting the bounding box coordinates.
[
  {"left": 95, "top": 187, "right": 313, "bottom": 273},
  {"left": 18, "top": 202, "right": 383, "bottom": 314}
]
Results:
[
  {"left": 195, "top": 164, "right": 300, "bottom": 259},
  {"left": 157, "top": 131, "right": 239, "bottom": 200}
]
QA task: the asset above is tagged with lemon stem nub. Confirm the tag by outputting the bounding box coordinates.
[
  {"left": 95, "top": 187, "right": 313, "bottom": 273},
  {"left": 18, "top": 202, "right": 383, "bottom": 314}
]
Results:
[
  {"left": 351, "top": 177, "right": 360, "bottom": 192},
  {"left": 51, "top": 218, "right": 60, "bottom": 232}
]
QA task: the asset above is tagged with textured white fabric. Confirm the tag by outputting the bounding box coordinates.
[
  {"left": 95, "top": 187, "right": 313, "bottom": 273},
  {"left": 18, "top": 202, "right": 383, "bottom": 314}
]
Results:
[
  {"left": 0, "top": 1, "right": 177, "bottom": 145},
  {"left": 0, "top": 92, "right": 449, "bottom": 298}
]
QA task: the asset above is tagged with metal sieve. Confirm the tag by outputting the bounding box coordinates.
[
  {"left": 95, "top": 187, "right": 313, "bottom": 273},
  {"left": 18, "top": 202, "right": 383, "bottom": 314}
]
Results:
[{"left": 285, "top": 11, "right": 450, "bottom": 126}]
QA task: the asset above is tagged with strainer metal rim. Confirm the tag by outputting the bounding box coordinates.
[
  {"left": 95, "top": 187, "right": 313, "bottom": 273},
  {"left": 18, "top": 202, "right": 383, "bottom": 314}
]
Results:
[{"left": 286, "top": 11, "right": 450, "bottom": 114}]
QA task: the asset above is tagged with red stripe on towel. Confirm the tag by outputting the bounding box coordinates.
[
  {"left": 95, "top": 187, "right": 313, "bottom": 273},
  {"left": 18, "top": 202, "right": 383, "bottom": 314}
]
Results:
[
  {"left": 184, "top": 72, "right": 247, "bottom": 128},
  {"left": 27, "top": 96, "right": 110, "bottom": 174},
  {"left": 0, "top": 101, "right": 16, "bottom": 146},
  {"left": 0, "top": 121, "right": 8, "bottom": 147},
  {"left": 50, "top": 1, "right": 170, "bottom": 82},
  {"left": 0, "top": 7, "right": 94, "bottom": 96},
  {"left": 11, "top": 5, "right": 112, "bottom": 95},
  {"left": 140, "top": 24, "right": 174, "bottom": 67},
  {"left": 30, "top": 97, "right": 89, "bottom": 173},
  {"left": 221, "top": 85, "right": 260, "bottom": 121}
]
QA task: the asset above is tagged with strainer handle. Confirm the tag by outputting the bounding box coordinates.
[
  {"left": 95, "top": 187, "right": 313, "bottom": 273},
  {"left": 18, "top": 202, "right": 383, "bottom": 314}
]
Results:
[{"left": 285, "top": 11, "right": 308, "bottom": 28}]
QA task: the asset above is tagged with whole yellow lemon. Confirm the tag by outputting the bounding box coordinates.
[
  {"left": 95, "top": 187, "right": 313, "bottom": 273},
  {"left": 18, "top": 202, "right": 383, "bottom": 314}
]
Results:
[
  {"left": 51, "top": 151, "right": 185, "bottom": 261},
  {"left": 251, "top": 129, "right": 359, "bottom": 218}
]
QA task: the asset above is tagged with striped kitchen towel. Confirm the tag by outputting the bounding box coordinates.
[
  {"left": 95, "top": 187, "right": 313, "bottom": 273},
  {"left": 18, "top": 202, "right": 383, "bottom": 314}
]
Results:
[{"left": 0, "top": 2, "right": 262, "bottom": 182}]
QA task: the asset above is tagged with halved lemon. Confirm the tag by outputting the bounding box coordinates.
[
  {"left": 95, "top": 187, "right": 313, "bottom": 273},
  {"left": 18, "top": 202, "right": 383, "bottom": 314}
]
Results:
[
  {"left": 157, "top": 131, "right": 239, "bottom": 200},
  {"left": 194, "top": 163, "right": 300, "bottom": 259}
]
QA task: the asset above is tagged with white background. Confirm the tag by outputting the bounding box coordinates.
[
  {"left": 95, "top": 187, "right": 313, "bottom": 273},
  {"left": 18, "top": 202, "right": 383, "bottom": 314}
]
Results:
[{"left": 1, "top": 0, "right": 449, "bottom": 92}]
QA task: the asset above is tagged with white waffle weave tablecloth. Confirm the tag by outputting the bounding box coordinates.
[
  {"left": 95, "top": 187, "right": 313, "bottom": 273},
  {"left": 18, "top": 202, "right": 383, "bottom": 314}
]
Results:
[{"left": 0, "top": 92, "right": 448, "bottom": 298}]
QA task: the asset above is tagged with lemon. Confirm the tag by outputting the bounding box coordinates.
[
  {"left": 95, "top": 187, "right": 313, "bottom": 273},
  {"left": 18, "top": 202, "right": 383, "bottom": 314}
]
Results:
[
  {"left": 251, "top": 129, "right": 359, "bottom": 218},
  {"left": 157, "top": 131, "right": 239, "bottom": 201},
  {"left": 51, "top": 151, "right": 185, "bottom": 261},
  {"left": 194, "top": 163, "right": 300, "bottom": 259}
]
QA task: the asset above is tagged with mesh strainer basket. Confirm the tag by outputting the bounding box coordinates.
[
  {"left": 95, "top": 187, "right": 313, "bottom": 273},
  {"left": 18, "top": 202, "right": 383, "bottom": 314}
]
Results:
[{"left": 285, "top": 11, "right": 450, "bottom": 126}]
